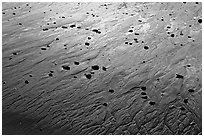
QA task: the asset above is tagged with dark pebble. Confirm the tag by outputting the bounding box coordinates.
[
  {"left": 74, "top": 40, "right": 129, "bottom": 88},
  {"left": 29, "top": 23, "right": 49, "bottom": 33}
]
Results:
[
  {"left": 25, "top": 80, "right": 29, "bottom": 84},
  {"left": 141, "top": 96, "right": 148, "bottom": 99},
  {"left": 74, "top": 61, "right": 80, "bottom": 65},
  {"left": 62, "top": 65, "right": 70, "bottom": 70},
  {"left": 184, "top": 98, "right": 188, "bottom": 103},
  {"left": 85, "top": 74, "right": 92, "bottom": 79},
  {"left": 141, "top": 92, "right": 147, "bottom": 95},
  {"left": 176, "top": 74, "right": 184, "bottom": 79},
  {"left": 91, "top": 65, "right": 99, "bottom": 70},
  {"left": 102, "top": 66, "right": 107, "bottom": 71},
  {"left": 188, "top": 89, "right": 194, "bottom": 92},
  {"left": 141, "top": 86, "right": 146, "bottom": 91},
  {"left": 108, "top": 89, "right": 114, "bottom": 93},
  {"left": 149, "top": 101, "right": 156, "bottom": 105},
  {"left": 198, "top": 19, "right": 202, "bottom": 24}
]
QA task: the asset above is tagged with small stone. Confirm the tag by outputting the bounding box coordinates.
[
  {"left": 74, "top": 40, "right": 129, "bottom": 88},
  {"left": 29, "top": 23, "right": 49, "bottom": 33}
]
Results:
[
  {"left": 176, "top": 74, "right": 184, "bottom": 79},
  {"left": 128, "top": 29, "right": 133, "bottom": 33},
  {"left": 170, "top": 34, "right": 175, "bottom": 37},
  {"left": 74, "top": 61, "right": 80, "bottom": 65},
  {"left": 41, "top": 47, "right": 46, "bottom": 50},
  {"left": 141, "top": 92, "right": 147, "bottom": 95},
  {"left": 85, "top": 42, "right": 90, "bottom": 46},
  {"left": 92, "top": 29, "right": 101, "bottom": 34},
  {"left": 61, "top": 26, "right": 68, "bottom": 29},
  {"left": 149, "top": 101, "right": 156, "bottom": 105},
  {"left": 102, "top": 66, "right": 107, "bottom": 71},
  {"left": 141, "top": 87, "right": 147, "bottom": 91},
  {"left": 141, "top": 96, "right": 148, "bottom": 99},
  {"left": 62, "top": 65, "right": 70, "bottom": 70},
  {"left": 134, "top": 38, "right": 139, "bottom": 43},
  {"left": 25, "top": 80, "right": 29, "bottom": 84},
  {"left": 103, "top": 103, "right": 108, "bottom": 106},
  {"left": 144, "top": 46, "right": 149, "bottom": 50},
  {"left": 186, "top": 64, "right": 191, "bottom": 67},
  {"left": 184, "top": 98, "right": 188, "bottom": 103},
  {"left": 43, "top": 28, "right": 49, "bottom": 31},
  {"left": 85, "top": 74, "right": 92, "bottom": 79},
  {"left": 198, "top": 19, "right": 202, "bottom": 24},
  {"left": 108, "top": 89, "right": 114, "bottom": 93},
  {"left": 188, "top": 89, "right": 194, "bottom": 92},
  {"left": 179, "top": 106, "right": 186, "bottom": 111},
  {"left": 70, "top": 24, "right": 76, "bottom": 28},
  {"left": 13, "top": 52, "right": 17, "bottom": 55},
  {"left": 90, "top": 71, "right": 95, "bottom": 74},
  {"left": 91, "top": 65, "right": 99, "bottom": 70}
]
